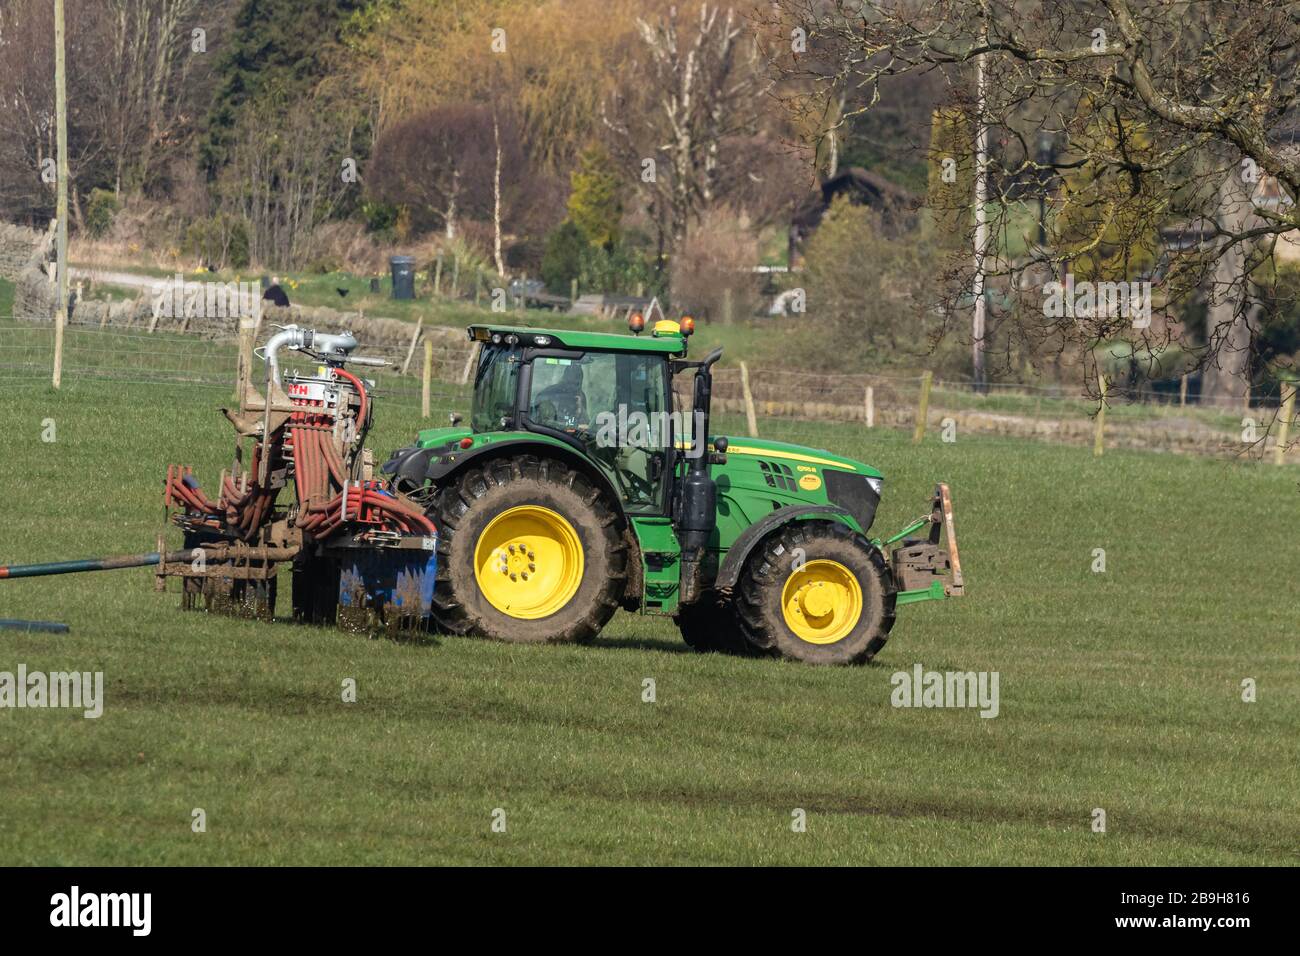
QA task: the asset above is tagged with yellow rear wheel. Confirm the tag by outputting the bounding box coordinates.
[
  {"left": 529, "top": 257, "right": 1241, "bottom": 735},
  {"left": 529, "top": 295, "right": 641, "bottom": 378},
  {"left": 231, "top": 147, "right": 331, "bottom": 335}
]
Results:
[
  {"left": 473, "top": 505, "right": 584, "bottom": 620},
  {"left": 780, "top": 559, "right": 863, "bottom": 644}
]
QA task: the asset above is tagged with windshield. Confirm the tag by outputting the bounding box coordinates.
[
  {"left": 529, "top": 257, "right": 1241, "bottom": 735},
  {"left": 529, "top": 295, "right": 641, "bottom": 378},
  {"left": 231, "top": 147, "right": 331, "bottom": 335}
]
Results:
[
  {"left": 528, "top": 350, "right": 670, "bottom": 510},
  {"left": 471, "top": 344, "right": 521, "bottom": 432}
]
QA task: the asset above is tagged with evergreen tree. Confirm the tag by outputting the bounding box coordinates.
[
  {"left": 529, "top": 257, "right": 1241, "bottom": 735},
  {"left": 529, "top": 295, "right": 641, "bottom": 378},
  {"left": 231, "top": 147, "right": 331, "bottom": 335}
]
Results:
[
  {"left": 201, "top": 0, "right": 374, "bottom": 178},
  {"left": 1052, "top": 99, "right": 1161, "bottom": 282},
  {"left": 566, "top": 144, "right": 623, "bottom": 249},
  {"left": 925, "top": 106, "right": 975, "bottom": 246}
]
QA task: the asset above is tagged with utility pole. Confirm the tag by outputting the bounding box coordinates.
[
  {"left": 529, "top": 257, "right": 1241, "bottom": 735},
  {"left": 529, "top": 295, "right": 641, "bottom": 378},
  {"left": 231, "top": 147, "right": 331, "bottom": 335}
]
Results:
[
  {"left": 971, "top": 43, "right": 990, "bottom": 394},
  {"left": 52, "top": 0, "right": 69, "bottom": 389}
]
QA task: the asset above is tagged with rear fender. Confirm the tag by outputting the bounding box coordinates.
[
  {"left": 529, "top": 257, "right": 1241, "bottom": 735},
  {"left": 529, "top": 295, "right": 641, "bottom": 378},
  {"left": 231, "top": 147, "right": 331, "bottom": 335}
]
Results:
[{"left": 384, "top": 438, "right": 625, "bottom": 517}]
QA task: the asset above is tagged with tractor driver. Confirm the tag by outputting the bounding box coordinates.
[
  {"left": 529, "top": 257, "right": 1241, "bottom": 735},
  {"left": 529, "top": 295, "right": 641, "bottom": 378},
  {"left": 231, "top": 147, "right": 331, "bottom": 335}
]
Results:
[{"left": 531, "top": 360, "right": 588, "bottom": 431}]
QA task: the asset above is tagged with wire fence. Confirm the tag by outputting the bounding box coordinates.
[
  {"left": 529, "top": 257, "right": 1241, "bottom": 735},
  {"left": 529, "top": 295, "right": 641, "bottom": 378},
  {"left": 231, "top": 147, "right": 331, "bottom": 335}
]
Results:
[
  {"left": 2, "top": 317, "right": 1294, "bottom": 462},
  {"left": 0, "top": 319, "right": 472, "bottom": 411}
]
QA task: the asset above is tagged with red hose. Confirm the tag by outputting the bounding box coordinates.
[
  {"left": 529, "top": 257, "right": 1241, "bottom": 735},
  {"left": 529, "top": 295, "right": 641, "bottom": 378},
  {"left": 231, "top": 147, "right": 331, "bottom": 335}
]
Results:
[
  {"left": 165, "top": 375, "right": 433, "bottom": 543},
  {"left": 334, "top": 367, "right": 368, "bottom": 430}
]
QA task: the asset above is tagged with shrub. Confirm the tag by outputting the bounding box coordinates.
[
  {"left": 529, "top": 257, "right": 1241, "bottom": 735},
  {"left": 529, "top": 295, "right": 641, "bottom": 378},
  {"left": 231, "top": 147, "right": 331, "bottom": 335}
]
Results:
[
  {"left": 579, "top": 242, "right": 663, "bottom": 299},
  {"left": 361, "top": 201, "right": 400, "bottom": 242},
  {"left": 540, "top": 221, "right": 587, "bottom": 292},
  {"left": 85, "top": 188, "right": 122, "bottom": 238},
  {"left": 183, "top": 214, "right": 251, "bottom": 270},
  {"left": 801, "top": 196, "right": 951, "bottom": 371},
  {"left": 432, "top": 234, "right": 497, "bottom": 297}
]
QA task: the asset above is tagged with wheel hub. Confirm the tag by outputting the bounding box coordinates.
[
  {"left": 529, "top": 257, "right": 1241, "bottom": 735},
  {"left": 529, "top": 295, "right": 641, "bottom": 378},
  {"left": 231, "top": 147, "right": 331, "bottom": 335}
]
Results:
[
  {"left": 474, "top": 505, "right": 583, "bottom": 620},
  {"left": 781, "top": 559, "right": 863, "bottom": 645}
]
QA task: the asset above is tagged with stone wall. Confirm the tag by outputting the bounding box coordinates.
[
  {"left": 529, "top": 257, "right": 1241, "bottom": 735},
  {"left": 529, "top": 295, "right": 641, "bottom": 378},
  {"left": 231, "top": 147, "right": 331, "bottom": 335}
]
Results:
[
  {"left": 0, "top": 222, "right": 57, "bottom": 321},
  {"left": 0, "top": 223, "right": 44, "bottom": 281}
]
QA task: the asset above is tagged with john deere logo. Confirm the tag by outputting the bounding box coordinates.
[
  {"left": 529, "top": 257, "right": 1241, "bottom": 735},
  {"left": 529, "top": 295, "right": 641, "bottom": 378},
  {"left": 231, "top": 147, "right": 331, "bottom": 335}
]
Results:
[{"left": 799, "top": 473, "right": 822, "bottom": 491}]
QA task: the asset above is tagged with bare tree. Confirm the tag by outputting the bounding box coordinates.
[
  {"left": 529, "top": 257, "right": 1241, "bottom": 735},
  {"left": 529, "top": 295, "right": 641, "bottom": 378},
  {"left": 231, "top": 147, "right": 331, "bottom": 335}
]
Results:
[
  {"left": 101, "top": 0, "right": 206, "bottom": 198},
  {"left": 217, "top": 93, "right": 355, "bottom": 269},
  {"left": 604, "top": 3, "right": 770, "bottom": 269},
  {"left": 367, "top": 105, "right": 500, "bottom": 240},
  {"left": 0, "top": 0, "right": 106, "bottom": 224},
  {"left": 764, "top": 0, "right": 1300, "bottom": 407}
]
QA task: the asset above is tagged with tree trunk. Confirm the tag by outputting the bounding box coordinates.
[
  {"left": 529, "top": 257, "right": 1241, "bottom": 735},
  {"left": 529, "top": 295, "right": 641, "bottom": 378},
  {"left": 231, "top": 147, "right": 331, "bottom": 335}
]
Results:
[
  {"left": 1202, "top": 170, "right": 1259, "bottom": 410},
  {"left": 493, "top": 110, "right": 505, "bottom": 277}
]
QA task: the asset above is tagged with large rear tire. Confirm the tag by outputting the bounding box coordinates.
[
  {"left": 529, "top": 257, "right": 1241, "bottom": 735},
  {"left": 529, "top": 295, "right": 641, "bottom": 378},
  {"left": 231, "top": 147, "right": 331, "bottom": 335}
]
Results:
[
  {"left": 431, "top": 455, "right": 627, "bottom": 643},
  {"left": 674, "top": 591, "right": 753, "bottom": 655},
  {"left": 735, "top": 521, "right": 896, "bottom": 665}
]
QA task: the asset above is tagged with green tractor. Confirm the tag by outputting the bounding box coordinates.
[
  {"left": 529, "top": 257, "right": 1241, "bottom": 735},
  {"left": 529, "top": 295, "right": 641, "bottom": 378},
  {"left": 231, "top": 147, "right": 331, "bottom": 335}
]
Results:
[{"left": 381, "top": 319, "right": 964, "bottom": 664}]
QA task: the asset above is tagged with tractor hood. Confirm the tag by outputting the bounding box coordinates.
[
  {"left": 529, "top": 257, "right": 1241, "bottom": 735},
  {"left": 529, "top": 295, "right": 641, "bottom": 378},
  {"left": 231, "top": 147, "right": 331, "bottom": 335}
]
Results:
[
  {"left": 709, "top": 435, "right": 884, "bottom": 540},
  {"left": 716, "top": 436, "right": 881, "bottom": 480}
]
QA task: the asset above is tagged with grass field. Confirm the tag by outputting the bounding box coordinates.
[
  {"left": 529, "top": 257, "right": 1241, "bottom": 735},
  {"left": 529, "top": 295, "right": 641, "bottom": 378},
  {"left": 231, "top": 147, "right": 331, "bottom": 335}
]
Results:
[{"left": 1, "top": 375, "right": 1297, "bottom": 865}]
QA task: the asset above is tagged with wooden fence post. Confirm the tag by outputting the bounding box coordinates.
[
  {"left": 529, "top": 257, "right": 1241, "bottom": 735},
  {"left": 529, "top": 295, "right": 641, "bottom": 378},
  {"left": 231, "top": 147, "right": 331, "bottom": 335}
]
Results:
[
  {"left": 433, "top": 255, "right": 443, "bottom": 296},
  {"left": 52, "top": 0, "right": 68, "bottom": 389},
  {"left": 400, "top": 317, "right": 423, "bottom": 375},
  {"left": 460, "top": 340, "right": 482, "bottom": 386},
  {"left": 864, "top": 385, "right": 874, "bottom": 428},
  {"left": 739, "top": 361, "right": 759, "bottom": 437},
  {"left": 912, "top": 371, "right": 933, "bottom": 444},
  {"left": 237, "top": 317, "right": 255, "bottom": 410},
  {"left": 1179, "top": 373, "right": 1188, "bottom": 408},
  {"left": 1094, "top": 374, "right": 1108, "bottom": 457},
  {"left": 1274, "top": 381, "right": 1296, "bottom": 466},
  {"left": 421, "top": 339, "right": 433, "bottom": 419}
]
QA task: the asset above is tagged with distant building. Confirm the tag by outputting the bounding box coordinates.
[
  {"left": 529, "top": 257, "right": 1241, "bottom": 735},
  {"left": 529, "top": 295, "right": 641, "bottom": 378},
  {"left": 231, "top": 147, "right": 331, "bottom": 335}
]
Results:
[{"left": 789, "top": 167, "right": 917, "bottom": 266}]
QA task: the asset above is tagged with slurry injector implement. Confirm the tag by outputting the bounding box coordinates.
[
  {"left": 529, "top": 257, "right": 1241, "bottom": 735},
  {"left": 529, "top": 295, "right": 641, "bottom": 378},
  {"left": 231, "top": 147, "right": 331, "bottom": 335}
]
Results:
[
  {"left": 0, "top": 327, "right": 436, "bottom": 632},
  {"left": 154, "top": 326, "right": 437, "bottom": 629}
]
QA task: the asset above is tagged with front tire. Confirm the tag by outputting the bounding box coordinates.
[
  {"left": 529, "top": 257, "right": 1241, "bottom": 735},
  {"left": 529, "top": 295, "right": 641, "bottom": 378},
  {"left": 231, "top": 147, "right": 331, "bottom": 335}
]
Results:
[
  {"left": 735, "top": 521, "right": 896, "bottom": 665},
  {"left": 431, "top": 455, "right": 627, "bottom": 643}
]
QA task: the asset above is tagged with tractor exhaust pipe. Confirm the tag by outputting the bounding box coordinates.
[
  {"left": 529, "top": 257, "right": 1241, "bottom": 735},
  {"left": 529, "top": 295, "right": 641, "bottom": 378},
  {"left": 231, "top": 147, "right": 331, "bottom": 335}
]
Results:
[{"left": 677, "top": 347, "right": 723, "bottom": 606}]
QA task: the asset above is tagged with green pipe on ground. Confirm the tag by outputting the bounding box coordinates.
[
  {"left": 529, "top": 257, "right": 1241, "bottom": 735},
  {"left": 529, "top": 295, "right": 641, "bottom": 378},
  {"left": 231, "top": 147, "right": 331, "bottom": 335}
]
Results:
[
  {"left": 0, "top": 619, "right": 71, "bottom": 633},
  {"left": 0, "top": 550, "right": 193, "bottom": 580}
]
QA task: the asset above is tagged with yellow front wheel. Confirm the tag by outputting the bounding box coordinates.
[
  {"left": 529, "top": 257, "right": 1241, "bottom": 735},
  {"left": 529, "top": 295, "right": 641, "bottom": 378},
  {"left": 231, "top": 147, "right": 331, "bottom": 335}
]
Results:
[
  {"left": 736, "top": 521, "right": 895, "bottom": 665},
  {"left": 474, "top": 505, "right": 584, "bottom": 619},
  {"left": 780, "top": 559, "right": 863, "bottom": 644}
]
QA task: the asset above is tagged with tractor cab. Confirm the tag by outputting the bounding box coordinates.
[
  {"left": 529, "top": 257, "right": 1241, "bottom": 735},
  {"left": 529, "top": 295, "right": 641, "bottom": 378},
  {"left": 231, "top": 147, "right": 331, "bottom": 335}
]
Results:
[{"left": 462, "top": 322, "right": 695, "bottom": 514}]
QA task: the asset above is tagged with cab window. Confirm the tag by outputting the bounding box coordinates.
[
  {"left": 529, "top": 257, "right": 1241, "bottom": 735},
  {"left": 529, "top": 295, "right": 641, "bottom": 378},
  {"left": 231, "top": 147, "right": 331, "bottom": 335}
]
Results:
[{"left": 527, "top": 351, "right": 670, "bottom": 511}]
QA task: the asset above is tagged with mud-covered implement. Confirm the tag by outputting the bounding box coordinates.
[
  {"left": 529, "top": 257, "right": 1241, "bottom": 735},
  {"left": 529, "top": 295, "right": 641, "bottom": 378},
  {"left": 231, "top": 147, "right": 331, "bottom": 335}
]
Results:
[
  {"left": 0, "top": 328, "right": 437, "bottom": 632},
  {"left": 153, "top": 327, "right": 437, "bottom": 631}
]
